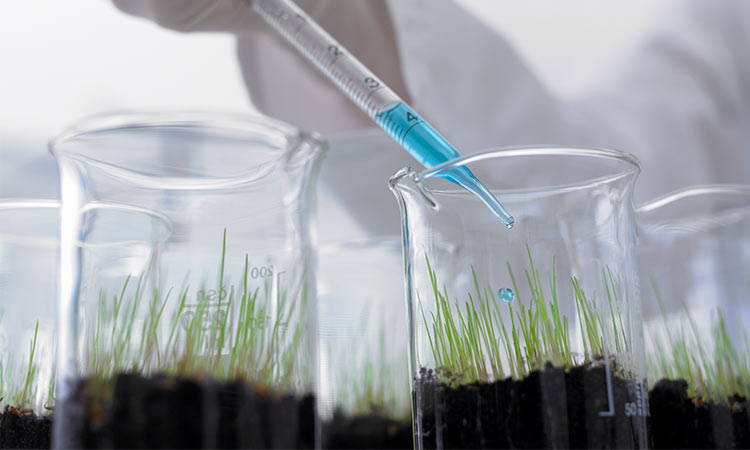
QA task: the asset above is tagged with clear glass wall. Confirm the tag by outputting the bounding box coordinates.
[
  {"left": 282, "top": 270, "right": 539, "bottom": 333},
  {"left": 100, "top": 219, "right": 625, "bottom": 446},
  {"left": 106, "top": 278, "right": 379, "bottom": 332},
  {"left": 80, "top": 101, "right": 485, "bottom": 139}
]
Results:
[
  {"left": 51, "top": 112, "right": 325, "bottom": 449},
  {"left": 0, "top": 201, "right": 58, "bottom": 448},
  {"left": 317, "top": 238, "right": 411, "bottom": 448},
  {"left": 391, "top": 147, "right": 647, "bottom": 449},
  {"left": 637, "top": 185, "right": 750, "bottom": 449}
]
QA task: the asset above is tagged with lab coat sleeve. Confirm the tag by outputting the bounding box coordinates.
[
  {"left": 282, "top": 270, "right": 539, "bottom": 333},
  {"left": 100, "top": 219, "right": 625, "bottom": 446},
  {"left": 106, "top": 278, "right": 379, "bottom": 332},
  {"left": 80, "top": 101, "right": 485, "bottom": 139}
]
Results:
[
  {"left": 573, "top": 0, "right": 750, "bottom": 201},
  {"left": 385, "top": 0, "right": 750, "bottom": 202},
  {"left": 385, "top": 0, "right": 579, "bottom": 148}
]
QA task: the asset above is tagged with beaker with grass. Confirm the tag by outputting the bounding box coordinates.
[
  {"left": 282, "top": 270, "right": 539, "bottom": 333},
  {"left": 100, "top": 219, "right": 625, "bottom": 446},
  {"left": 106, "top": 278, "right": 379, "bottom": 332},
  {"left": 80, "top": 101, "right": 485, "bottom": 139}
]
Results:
[
  {"left": 0, "top": 200, "right": 59, "bottom": 448},
  {"left": 317, "top": 237, "right": 412, "bottom": 449},
  {"left": 50, "top": 112, "right": 326, "bottom": 449},
  {"left": 0, "top": 200, "right": 172, "bottom": 449},
  {"left": 390, "top": 146, "right": 648, "bottom": 449},
  {"left": 637, "top": 185, "right": 750, "bottom": 449}
]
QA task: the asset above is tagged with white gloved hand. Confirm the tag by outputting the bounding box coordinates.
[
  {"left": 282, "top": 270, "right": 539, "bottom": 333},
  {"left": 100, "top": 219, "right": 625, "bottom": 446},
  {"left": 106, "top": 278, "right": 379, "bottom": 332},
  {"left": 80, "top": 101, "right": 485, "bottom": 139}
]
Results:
[
  {"left": 111, "top": 0, "right": 328, "bottom": 35},
  {"left": 111, "top": 0, "right": 260, "bottom": 34},
  {"left": 111, "top": 0, "right": 408, "bottom": 135},
  {"left": 111, "top": 0, "right": 413, "bottom": 238}
]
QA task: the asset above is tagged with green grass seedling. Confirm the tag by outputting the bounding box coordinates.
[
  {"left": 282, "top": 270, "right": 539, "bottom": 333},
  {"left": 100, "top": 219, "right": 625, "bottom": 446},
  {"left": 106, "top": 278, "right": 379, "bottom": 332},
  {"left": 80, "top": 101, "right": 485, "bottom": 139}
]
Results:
[
  {"left": 329, "top": 310, "right": 411, "bottom": 420},
  {"left": 17, "top": 321, "right": 39, "bottom": 408},
  {"left": 0, "top": 313, "right": 52, "bottom": 413},
  {"left": 646, "top": 277, "right": 750, "bottom": 402},
  {"left": 81, "top": 229, "right": 310, "bottom": 400},
  {"left": 421, "top": 250, "right": 629, "bottom": 385}
]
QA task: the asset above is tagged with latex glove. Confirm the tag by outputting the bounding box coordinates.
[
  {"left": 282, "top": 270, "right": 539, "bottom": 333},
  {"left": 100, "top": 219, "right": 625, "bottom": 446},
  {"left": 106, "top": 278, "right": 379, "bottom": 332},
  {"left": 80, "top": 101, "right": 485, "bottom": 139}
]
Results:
[
  {"left": 111, "top": 0, "right": 321, "bottom": 35},
  {"left": 112, "top": 0, "right": 409, "bottom": 135}
]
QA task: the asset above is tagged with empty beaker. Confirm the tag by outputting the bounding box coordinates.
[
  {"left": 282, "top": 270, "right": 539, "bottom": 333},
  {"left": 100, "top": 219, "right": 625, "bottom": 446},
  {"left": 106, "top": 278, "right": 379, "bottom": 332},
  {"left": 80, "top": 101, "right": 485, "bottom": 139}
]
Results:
[
  {"left": 390, "top": 146, "right": 648, "bottom": 449},
  {"left": 0, "top": 200, "right": 58, "bottom": 448},
  {"left": 50, "top": 112, "right": 326, "bottom": 449},
  {"left": 637, "top": 185, "right": 750, "bottom": 449},
  {"left": 317, "top": 237, "right": 412, "bottom": 448}
]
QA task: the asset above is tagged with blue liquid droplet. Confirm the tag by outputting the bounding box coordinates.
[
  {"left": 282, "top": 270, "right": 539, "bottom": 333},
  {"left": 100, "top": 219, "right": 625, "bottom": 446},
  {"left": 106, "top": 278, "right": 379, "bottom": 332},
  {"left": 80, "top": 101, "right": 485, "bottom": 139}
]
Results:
[{"left": 498, "top": 288, "right": 515, "bottom": 303}]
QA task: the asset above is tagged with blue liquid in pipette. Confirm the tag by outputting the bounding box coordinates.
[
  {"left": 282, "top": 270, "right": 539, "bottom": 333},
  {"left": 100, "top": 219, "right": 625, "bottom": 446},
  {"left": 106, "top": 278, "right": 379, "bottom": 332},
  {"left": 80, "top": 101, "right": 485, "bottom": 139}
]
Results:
[{"left": 377, "top": 103, "right": 514, "bottom": 228}]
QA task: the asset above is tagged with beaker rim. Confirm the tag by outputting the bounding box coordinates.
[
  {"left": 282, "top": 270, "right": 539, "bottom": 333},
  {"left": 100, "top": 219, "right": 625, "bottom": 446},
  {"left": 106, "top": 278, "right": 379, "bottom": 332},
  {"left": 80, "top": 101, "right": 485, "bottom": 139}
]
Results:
[
  {"left": 319, "top": 236, "right": 401, "bottom": 256},
  {"left": 635, "top": 184, "right": 750, "bottom": 234},
  {"left": 0, "top": 199, "right": 173, "bottom": 247},
  {"left": 0, "top": 199, "right": 60, "bottom": 211},
  {"left": 0, "top": 200, "right": 60, "bottom": 245},
  {"left": 49, "top": 109, "right": 302, "bottom": 143},
  {"left": 388, "top": 145, "right": 640, "bottom": 201},
  {"left": 418, "top": 145, "right": 640, "bottom": 187},
  {"left": 48, "top": 110, "right": 326, "bottom": 190},
  {"left": 636, "top": 184, "right": 750, "bottom": 213}
]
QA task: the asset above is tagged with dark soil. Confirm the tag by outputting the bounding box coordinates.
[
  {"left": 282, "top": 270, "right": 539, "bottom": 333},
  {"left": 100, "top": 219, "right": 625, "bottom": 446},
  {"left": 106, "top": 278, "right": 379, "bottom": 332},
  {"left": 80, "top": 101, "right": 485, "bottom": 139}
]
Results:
[
  {"left": 322, "top": 409, "right": 412, "bottom": 449},
  {"left": 415, "top": 362, "right": 647, "bottom": 449},
  {"left": 0, "top": 405, "right": 52, "bottom": 449},
  {"left": 648, "top": 378, "right": 750, "bottom": 449},
  {"left": 55, "top": 373, "right": 315, "bottom": 449}
]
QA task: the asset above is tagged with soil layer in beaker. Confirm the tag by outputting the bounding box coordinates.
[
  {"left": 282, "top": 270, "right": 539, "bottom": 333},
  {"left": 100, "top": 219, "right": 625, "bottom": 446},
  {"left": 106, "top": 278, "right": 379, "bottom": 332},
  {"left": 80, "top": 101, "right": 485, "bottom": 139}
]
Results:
[
  {"left": 60, "top": 373, "right": 315, "bottom": 449},
  {"left": 648, "top": 378, "right": 749, "bottom": 449},
  {"left": 0, "top": 406, "right": 52, "bottom": 449},
  {"left": 415, "top": 363, "right": 645, "bottom": 449},
  {"left": 322, "top": 410, "right": 412, "bottom": 449}
]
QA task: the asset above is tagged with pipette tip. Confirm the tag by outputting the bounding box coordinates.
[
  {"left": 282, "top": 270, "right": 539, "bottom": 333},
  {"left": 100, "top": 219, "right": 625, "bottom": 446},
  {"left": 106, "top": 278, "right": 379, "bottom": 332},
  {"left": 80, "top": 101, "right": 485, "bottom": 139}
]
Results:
[{"left": 505, "top": 216, "right": 515, "bottom": 229}]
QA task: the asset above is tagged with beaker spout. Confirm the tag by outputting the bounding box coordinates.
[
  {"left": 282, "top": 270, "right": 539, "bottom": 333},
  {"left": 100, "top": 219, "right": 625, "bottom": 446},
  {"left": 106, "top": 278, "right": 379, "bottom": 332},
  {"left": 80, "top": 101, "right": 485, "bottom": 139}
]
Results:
[{"left": 389, "top": 166, "right": 438, "bottom": 212}]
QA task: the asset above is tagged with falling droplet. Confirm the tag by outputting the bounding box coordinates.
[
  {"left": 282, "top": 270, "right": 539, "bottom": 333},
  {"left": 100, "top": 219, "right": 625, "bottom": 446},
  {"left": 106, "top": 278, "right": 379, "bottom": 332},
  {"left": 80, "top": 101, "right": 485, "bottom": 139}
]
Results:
[{"left": 498, "top": 287, "right": 515, "bottom": 303}]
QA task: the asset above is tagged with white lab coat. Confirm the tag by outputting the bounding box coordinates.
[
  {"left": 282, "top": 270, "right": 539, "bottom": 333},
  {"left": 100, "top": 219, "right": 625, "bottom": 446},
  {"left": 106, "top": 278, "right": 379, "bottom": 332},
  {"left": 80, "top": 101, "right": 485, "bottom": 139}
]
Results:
[{"left": 114, "top": 0, "right": 750, "bottom": 234}]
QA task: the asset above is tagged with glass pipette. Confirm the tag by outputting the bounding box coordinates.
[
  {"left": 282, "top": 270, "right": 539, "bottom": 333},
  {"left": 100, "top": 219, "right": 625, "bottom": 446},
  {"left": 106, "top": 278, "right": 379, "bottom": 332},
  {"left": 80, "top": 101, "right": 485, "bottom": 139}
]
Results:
[{"left": 251, "top": 0, "right": 514, "bottom": 228}]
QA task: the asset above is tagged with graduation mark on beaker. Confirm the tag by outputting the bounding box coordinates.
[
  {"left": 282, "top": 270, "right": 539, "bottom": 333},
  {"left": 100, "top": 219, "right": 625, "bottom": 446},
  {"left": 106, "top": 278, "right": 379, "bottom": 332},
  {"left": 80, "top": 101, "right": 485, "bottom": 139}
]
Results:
[{"left": 597, "top": 358, "right": 616, "bottom": 417}]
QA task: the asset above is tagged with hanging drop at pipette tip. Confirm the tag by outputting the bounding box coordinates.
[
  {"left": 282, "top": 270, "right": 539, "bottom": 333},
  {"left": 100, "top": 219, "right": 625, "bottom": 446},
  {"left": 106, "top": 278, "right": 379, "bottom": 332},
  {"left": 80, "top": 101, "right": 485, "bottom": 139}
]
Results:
[{"left": 505, "top": 216, "right": 515, "bottom": 229}]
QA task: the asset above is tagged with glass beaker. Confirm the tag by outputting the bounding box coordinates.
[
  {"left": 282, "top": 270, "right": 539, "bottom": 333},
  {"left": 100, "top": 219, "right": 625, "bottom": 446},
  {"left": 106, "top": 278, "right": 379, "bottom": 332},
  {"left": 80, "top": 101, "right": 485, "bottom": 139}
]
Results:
[
  {"left": 317, "top": 237, "right": 412, "bottom": 449},
  {"left": 0, "top": 200, "right": 58, "bottom": 449},
  {"left": 0, "top": 199, "right": 163, "bottom": 449},
  {"left": 637, "top": 185, "right": 750, "bottom": 449},
  {"left": 50, "top": 112, "right": 326, "bottom": 449},
  {"left": 390, "top": 146, "right": 648, "bottom": 449}
]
